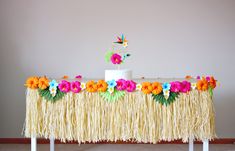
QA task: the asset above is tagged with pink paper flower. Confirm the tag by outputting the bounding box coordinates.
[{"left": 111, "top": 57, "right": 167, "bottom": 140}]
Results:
[
  {"left": 111, "top": 53, "right": 122, "bottom": 64},
  {"left": 116, "top": 79, "right": 127, "bottom": 91},
  {"left": 58, "top": 80, "right": 70, "bottom": 93},
  {"left": 206, "top": 76, "right": 210, "bottom": 82},
  {"left": 180, "top": 81, "right": 191, "bottom": 93},
  {"left": 75, "top": 75, "right": 82, "bottom": 79},
  {"left": 125, "top": 80, "right": 136, "bottom": 92},
  {"left": 71, "top": 81, "right": 81, "bottom": 93},
  {"left": 170, "top": 81, "right": 181, "bottom": 93}
]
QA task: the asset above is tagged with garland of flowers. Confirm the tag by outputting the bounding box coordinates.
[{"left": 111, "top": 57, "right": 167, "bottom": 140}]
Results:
[{"left": 25, "top": 75, "right": 218, "bottom": 105}]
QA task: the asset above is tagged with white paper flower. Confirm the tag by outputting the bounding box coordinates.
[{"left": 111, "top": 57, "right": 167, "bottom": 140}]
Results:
[
  {"left": 108, "top": 87, "right": 114, "bottom": 94},
  {"left": 191, "top": 83, "right": 197, "bottom": 90},
  {"left": 81, "top": 82, "right": 86, "bottom": 90},
  {"left": 163, "top": 89, "right": 170, "bottom": 99},
  {"left": 123, "top": 42, "right": 128, "bottom": 48},
  {"left": 136, "top": 84, "right": 142, "bottom": 91},
  {"left": 49, "top": 87, "right": 57, "bottom": 97}
]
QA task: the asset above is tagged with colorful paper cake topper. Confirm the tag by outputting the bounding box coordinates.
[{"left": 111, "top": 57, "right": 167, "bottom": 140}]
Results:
[
  {"left": 114, "top": 34, "right": 128, "bottom": 48},
  {"left": 105, "top": 34, "right": 130, "bottom": 67}
]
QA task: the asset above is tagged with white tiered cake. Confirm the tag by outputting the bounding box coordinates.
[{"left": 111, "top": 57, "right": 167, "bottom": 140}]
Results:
[{"left": 105, "top": 69, "right": 132, "bottom": 81}]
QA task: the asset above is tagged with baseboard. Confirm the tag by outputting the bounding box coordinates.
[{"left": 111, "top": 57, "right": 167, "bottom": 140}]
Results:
[{"left": 0, "top": 138, "right": 234, "bottom": 144}]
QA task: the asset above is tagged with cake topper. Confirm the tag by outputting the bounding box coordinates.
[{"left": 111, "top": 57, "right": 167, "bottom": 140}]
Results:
[
  {"left": 105, "top": 34, "right": 131, "bottom": 68},
  {"left": 114, "top": 34, "right": 128, "bottom": 48}
]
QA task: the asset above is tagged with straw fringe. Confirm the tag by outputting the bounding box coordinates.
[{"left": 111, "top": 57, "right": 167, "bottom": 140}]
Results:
[{"left": 24, "top": 88, "right": 216, "bottom": 143}]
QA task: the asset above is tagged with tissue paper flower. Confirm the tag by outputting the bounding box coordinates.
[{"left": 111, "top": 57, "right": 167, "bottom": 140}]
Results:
[
  {"left": 71, "top": 81, "right": 81, "bottom": 93},
  {"left": 97, "top": 80, "right": 108, "bottom": 92},
  {"left": 49, "top": 80, "right": 58, "bottom": 88},
  {"left": 108, "top": 87, "right": 114, "bottom": 94},
  {"left": 80, "top": 82, "right": 86, "bottom": 90},
  {"left": 209, "top": 76, "right": 217, "bottom": 89},
  {"left": 125, "top": 80, "right": 136, "bottom": 92},
  {"left": 185, "top": 75, "right": 192, "bottom": 80},
  {"left": 49, "top": 79, "right": 58, "bottom": 96},
  {"left": 58, "top": 80, "right": 70, "bottom": 93},
  {"left": 141, "top": 82, "right": 153, "bottom": 94},
  {"left": 111, "top": 53, "right": 122, "bottom": 64},
  {"left": 191, "top": 83, "right": 197, "bottom": 90},
  {"left": 107, "top": 79, "right": 117, "bottom": 88},
  {"left": 152, "top": 82, "right": 162, "bottom": 95},
  {"left": 38, "top": 76, "right": 49, "bottom": 90},
  {"left": 162, "top": 83, "right": 171, "bottom": 90},
  {"left": 170, "top": 81, "right": 181, "bottom": 93},
  {"left": 163, "top": 89, "right": 170, "bottom": 99},
  {"left": 86, "top": 80, "right": 98, "bottom": 92},
  {"left": 136, "top": 84, "right": 142, "bottom": 91},
  {"left": 49, "top": 87, "right": 57, "bottom": 97},
  {"left": 206, "top": 76, "right": 211, "bottom": 82},
  {"left": 25, "top": 77, "right": 39, "bottom": 89},
  {"left": 75, "top": 75, "right": 82, "bottom": 79},
  {"left": 123, "top": 41, "right": 128, "bottom": 48},
  {"left": 180, "top": 81, "right": 191, "bottom": 93},
  {"left": 62, "top": 75, "right": 69, "bottom": 79},
  {"left": 197, "top": 78, "right": 208, "bottom": 91},
  {"left": 116, "top": 79, "right": 126, "bottom": 91}
]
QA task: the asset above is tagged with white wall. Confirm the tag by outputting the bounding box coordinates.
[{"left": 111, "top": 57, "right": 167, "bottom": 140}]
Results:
[{"left": 0, "top": 0, "right": 235, "bottom": 138}]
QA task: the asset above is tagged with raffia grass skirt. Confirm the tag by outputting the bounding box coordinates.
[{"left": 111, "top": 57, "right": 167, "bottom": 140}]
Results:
[{"left": 24, "top": 89, "right": 216, "bottom": 143}]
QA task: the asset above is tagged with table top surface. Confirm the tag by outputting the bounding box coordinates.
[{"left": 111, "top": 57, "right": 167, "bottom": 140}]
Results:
[{"left": 51, "top": 78, "right": 197, "bottom": 83}]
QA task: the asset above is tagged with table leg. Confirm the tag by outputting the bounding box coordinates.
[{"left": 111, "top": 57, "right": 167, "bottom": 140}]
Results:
[
  {"left": 189, "top": 136, "right": 194, "bottom": 151},
  {"left": 50, "top": 136, "right": 55, "bottom": 151},
  {"left": 31, "top": 136, "right": 37, "bottom": 151},
  {"left": 203, "top": 139, "right": 209, "bottom": 151}
]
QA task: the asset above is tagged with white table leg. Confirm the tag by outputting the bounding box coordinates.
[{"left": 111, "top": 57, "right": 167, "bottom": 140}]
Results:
[
  {"left": 50, "top": 136, "right": 55, "bottom": 151},
  {"left": 189, "top": 136, "right": 194, "bottom": 151},
  {"left": 31, "top": 136, "right": 37, "bottom": 151},
  {"left": 203, "top": 139, "right": 209, "bottom": 151}
]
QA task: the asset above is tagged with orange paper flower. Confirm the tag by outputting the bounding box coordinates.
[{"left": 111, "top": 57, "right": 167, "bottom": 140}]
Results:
[
  {"left": 38, "top": 76, "right": 49, "bottom": 90},
  {"left": 209, "top": 76, "right": 216, "bottom": 89},
  {"left": 25, "top": 77, "right": 39, "bottom": 89},
  {"left": 141, "top": 82, "right": 153, "bottom": 94},
  {"left": 185, "top": 75, "right": 192, "bottom": 80},
  {"left": 86, "top": 80, "right": 98, "bottom": 92},
  {"left": 197, "top": 78, "right": 208, "bottom": 91},
  {"left": 152, "top": 82, "right": 162, "bottom": 95},
  {"left": 97, "top": 80, "right": 108, "bottom": 92},
  {"left": 62, "top": 75, "right": 69, "bottom": 79}
]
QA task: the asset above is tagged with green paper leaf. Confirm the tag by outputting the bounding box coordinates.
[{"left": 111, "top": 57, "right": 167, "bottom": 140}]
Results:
[
  {"left": 38, "top": 87, "right": 65, "bottom": 103},
  {"left": 208, "top": 86, "right": 213, "bottom": 98},
  {"left": 105, "top": 51, "right": 114, "bottom": 63},
  {"left": 100, "top": 89, "right": 125, "bottom": 102},
  {"left": 152, "top": 92, "right": 179, "bottom": 106}
]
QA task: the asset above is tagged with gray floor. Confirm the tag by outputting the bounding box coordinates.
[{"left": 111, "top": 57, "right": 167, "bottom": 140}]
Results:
[{"left": 0, "top": 144, "right": 235, "bottom": 151}]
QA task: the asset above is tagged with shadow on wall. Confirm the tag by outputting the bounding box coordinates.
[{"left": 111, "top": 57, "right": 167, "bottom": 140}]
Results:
[{"left": 0, "top": 38, "right": 34, "bottom": 137}]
